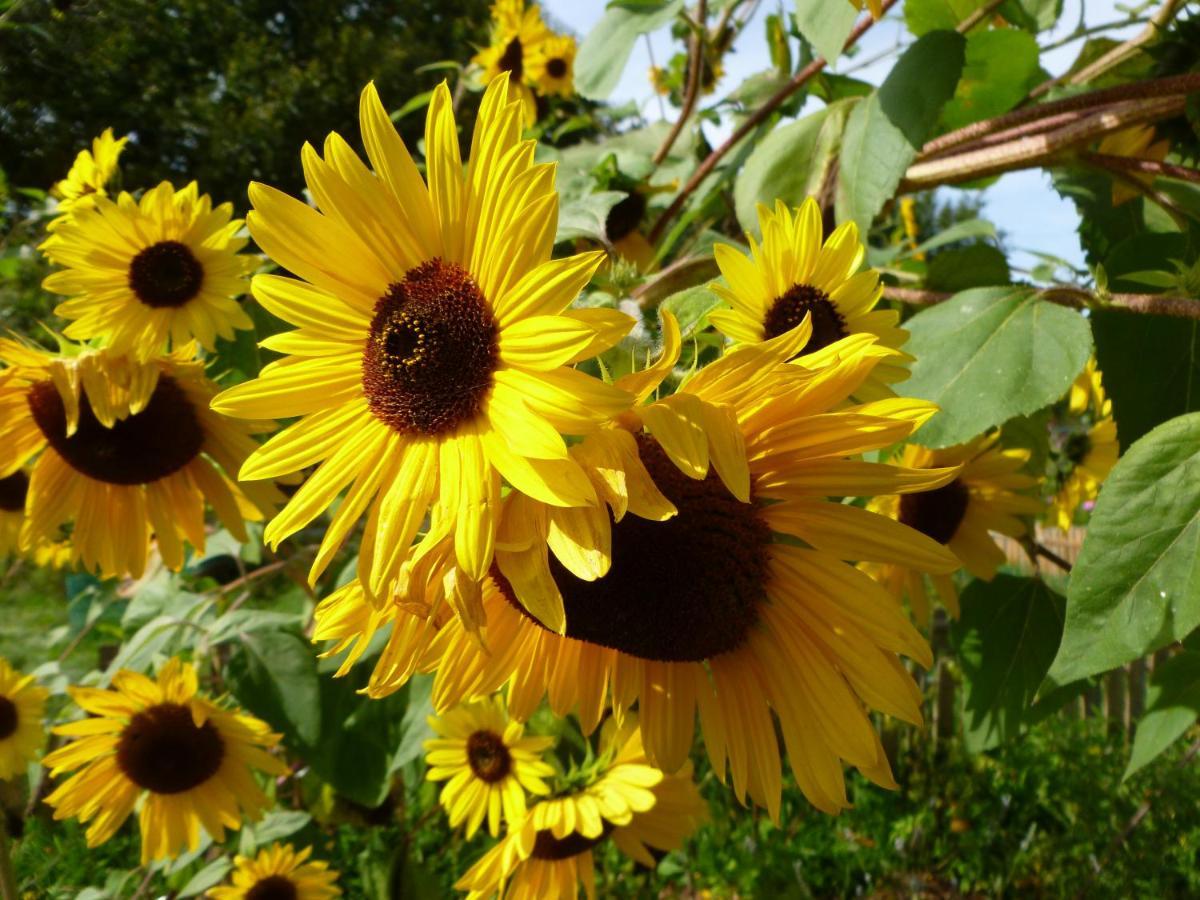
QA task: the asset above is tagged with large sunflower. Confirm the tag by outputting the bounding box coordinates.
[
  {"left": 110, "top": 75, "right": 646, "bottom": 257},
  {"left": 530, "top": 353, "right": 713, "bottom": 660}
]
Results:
[
  {"left": 50, "top": 127, "right": 127, "bottom": 217},
  {"left": 455, "top": 716, "right": 706, "bottom": 900},
  {"left": 425, "top": 695, "right": 555, "bottom": 838},
  {"left": 44, "top": 658, "right": 287, "bottom": 863},
  {"left": 0, "top": 658, "right": 48, "bottom": 779},
  {"left": 0, "top": 340, "right": 278, "bottom": 579},
  {"left": 473, "top": 1, "right": 552, "bottom": 126},
  {"left": 710, "top": 198, "right": 911, "bottom": 400},
  {"left": 208, "top": 843, "right": 342, "bottom": 900},
  {"left": 212, "top": 76, "right": 633, "bottom": 623},
  {"left": 316, "top": 317, "right": 961, "bottom": 815},
  {"left": 40, "top": 181, "right": 257, "bottom": 362},
  {"left": 1047, "top": 358, "right": 1119, "bottom": 532},
  {"left": 866, "top": 433, "right": 1044, "bottom": 625}
]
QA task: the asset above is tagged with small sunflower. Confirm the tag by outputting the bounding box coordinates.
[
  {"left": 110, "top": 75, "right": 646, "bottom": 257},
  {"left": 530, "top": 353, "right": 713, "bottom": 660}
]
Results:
[
  {"left": 40, "top": 181, "right": 257, "bottom": 362},
  {"left": 317, "top": 316, "right": 962, "bottom": 816},
  {"left": 0, "top": 658, "right": 48, "bottom": 779},
  {"left": 212, "top": 77, "right": 633, "bottom": 623},
  {"left": 44, "top": 658, "right": 287, "bottom": 863},
  {"left": 0, "top": 469, "right": 27, "bottom": 559},
  {"left": 527, "top": 34, "right": 577, "bottom": 99},
  {"left": 710, "top": 197, "right": 912, "bottom": 400},
  {"left": 0, "top": 340, "right": 278, "bottom": 580},
  {"left": 455, "top": 716, "right": 706, "bottom": 900},
  {"left": 472, "top": 1, "right": 552, "bottom": 127},
  {"left": 1047, "top": 359, "right": 1118, "bottom": 532},
  {"left": 208, "top": 843, "right": 342, "bottom": 900},
  {"left": 425, "top": 695, "right": 555, "bottom": 838},
  {"left": 50, "top": 127, "right": 127, "bottom": 216},
  {"left": 867, "top": 433, "right": 1043, "bottom": 625},
  {"left": 1097, "top": 125, "right": 1170, "bottom": 206}
]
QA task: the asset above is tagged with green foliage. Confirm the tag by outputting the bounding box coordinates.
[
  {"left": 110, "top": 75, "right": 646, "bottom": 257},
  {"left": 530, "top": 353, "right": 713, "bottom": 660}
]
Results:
[
  {"left": 940, "top": 29, "right": 1041, "bottom": 130},
  {"left": 574, "top": 1, "right": 684, "bottom": 100},
  {"left": 1125, "top": 650, "right": 1200, "bottom": 779},
  {"left": 792, "top": 0, "right": 858, "bottom": 67}
]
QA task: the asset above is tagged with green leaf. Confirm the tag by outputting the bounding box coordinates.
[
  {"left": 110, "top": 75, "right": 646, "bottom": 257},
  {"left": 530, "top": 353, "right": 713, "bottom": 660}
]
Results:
[
  {"left": 904, "top": 0, "right": 984, "bottom": 36},
  {"left": 575, "top": 1, "right": 684, "bottom": 100},
  {"left": 1124, "top": 650, "right": 1200, "bottom": 779},
  {"left": 556, "top": 190, "right": 625, "bottom": 243},
  {"left": 793, "top": 0, "right": 858, "bottom": 66},
  {"left": 660, "top": 284, "right": 723, "bottom": 338},
  {"left": 237, "top": 809, "right": 312, "bottom": 856},
  {"left": 836, "top": 31, "right": 964, "bottom": 231},
  {"left": 1047, "top": 413, "right": 1200, "bottom": 685},
  {"left": 999, "top": 0, "right": 1063, "bottom": 31},
  {"left": 951, "top": 575, "right": 1066, "bottom": 752},
  {"left": 225, "top": 630, "right": 322, "bottom": 747},
  {"left": 941, "top": 30, "right": 1040, "bottom": 131},
  {"left": 903, "top": 287, "right": 1092, "bottom": 447},
  {"left": 909, "top": 217, "right": 996, "bottom": 256},
  {"left": 177, "top": 859, "right": 232, "bottom": 898},
  {"left": 926, "top": 244, "right": 1011, "bottom": 292}
]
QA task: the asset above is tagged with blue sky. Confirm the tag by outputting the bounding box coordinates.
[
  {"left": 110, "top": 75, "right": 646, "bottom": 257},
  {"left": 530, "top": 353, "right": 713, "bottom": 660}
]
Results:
[{"left": 542, "top": 0, "right": 1144, "bottom": 272}]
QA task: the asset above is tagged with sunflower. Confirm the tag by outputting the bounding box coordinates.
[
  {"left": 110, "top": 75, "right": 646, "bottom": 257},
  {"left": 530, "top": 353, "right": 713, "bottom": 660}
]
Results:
[
  {"left": 211, "top": 76, "right": 633, "bottom": 624},
  {"left": 472, "top": 1, "right": 552, "bottom": 127},
  {"left": 44, "top": 658, "right": 287, "bottom": 864},
  {"left": 455, "top": 716, "right": 706, "bottom": 900},
  {"left": 0, "top": 658, "right": 48, "bottom": 779},
  {"left": 604, "top": 190, "right": 656, "bottom": 271},
  {"left": 0, "top": 469, "right": 26, "bottom": 559},
  {"left": 425, "top": 695, "right": 555, "bottom": 838},
  {"left": 316, "top": 316, "right": 962, "bottom": 816},
  {"left": 208, "top": 843, "right": 342, "bottom": 900},
  {"left": 0, "top": 340, "right": 279, "bottom": 580},
  {"left": 1097, "top": 125, "right": 1170, "bottom": 206},
  {"left": 50, "top": 127, "right": 127, "bottom": 217},
  {"left": 710, "top": 197, "right": 912, "bottom": 400},
  {"left": 1046, "top": 358, "right": 1119, "bottom": 532},
  {"left": 527, "top": 34, "right": 577, "bottom": 99},
  {"left": 866, "top": 433, "right": 1044, "bottom": 625},
  {"left": 40, "top": 181, "right": 257, "bottom": 362}
]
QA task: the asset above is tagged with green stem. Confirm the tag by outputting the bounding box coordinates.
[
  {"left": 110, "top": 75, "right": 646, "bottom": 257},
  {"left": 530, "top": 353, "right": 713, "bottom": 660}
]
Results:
[{"left": 0, "top": 809, "right": 18, "bottom": 900}]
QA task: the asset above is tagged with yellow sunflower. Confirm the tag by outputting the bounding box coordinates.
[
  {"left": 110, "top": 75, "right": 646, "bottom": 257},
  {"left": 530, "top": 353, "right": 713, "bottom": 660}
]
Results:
[
  {"left": 0, "top": 658, "right": 48, "bottom": 779},
  {"left": 455, "top": 716, "right": 706, "bottom": 900},
  {"left": 1047, "top": 358, "right": 1119, "bottom": 532},
  {"left": 866, "top": 433, "right": 1043, "bottom": 625},
  {"left": 211, "top": 76, "right": 633, "bottom": 624},
  {"left": 0, "top": 340, "right": 279, "bottom": 580},
  {"left": 527, "top": 34, "right": 577, "bottom": 99},
  {"left": 0, "top": 469, "right": 26, "bottom": 559},
  {"left": 44, "top": 658, "right": 287, "bottom": 864},
  {"left": 208, "top": 843, "right": 342, "bottom": 900},
  {"left": 710, "top": 197, "right": 912, "bottom": 400},
  {"left": 40, "top": 181, "right": 257, "bottom": 362},
  {"left": 316, "top": 316, "right": 962, "bottom": 816},
  {"left": 1097, "top": 125, "right": 1170, "bottom": 206},
  {"left": 472, "top": 1, "right": 552, "bottom": 127},
  {"left": 425, "top": 695, "right": 555, "bottom": 838},
  {"left": 50, "top": 127, "right": 127, "bottom": 216}
]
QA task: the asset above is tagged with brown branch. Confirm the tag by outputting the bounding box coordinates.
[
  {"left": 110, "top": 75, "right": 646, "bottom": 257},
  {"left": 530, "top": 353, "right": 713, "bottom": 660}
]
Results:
[
  {"left": 956, "top": 0, "right": 1006, "bottom": 34},
  {"left": 882, "top": 286, "right": 1200, "bottom": 320},
  {"left": 647, "top": 0, "right": 898, "bottom": 245},
  {"left": 631, "top": 254, "right": 720, "bottom": 307},
  {"left": 1080, "top": 152, "right": 1200, "bottom": 186},
  {"left": 653, "top": 0, "right": 707, "bottom": 165},
  {"left": 1032, "top": 542, "right": 1074, "bottom": 573},
  {"left": 1083, "top": 157, "right": 1192, "bottom": 230}
]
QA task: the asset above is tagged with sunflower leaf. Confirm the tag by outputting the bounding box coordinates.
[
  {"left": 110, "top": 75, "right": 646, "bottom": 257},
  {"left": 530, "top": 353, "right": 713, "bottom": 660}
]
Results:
[
  {"left": 575, "top": 0, "right": 684, "bottom": 100},
  {"left": 1124, "top": 650, "right": 1200, "bottom": 780}
]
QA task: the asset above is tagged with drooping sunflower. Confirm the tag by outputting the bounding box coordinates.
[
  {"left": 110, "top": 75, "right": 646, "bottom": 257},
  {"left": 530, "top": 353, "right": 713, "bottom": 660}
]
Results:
[
  {"left": 527, "top": 34, "right": 577, "bottom": 99},
  {"left": 0, "top": 340, "right": 278, "bottom": 579},
  {"left": 710, "top": 197, "right": 912, "bottom": 400},
  {"left": 472, "top": 1, "right": 552, "bottom": 127},
  {"left": 1097, "top": 125, "right": 1170, "bottom": 206},
  {"left": 455, "top": 716, "right": 706, "bottom": 900},
  {"left": 866, "top": 433, "right": 1044, "bottom": 625},
  {"left": 212, "top": 76, "right": 633, "bottom": 623},
  {"left": 208, "top": 843, "right": 342, "bottom": 900},
  {"left": 40, "top": 181, "right": 257, "bottom": 362},
  {"left": 425, "top": 695, "right": 555, "bottom": 838},
  {"left": 44, "top": 658, "right": 287, "bottom": 864},
  {"left": 50, "top": 127, "right": 128, "bottom": 217},
  {"left": 1047, "top": 358, "right": 1119, "bottom": 532},
  {"left": 317, "top": 316, "right": 962, "bottom": 816},
  {"left": 0, "top": 658, "right": 48, "bottom": 779}
]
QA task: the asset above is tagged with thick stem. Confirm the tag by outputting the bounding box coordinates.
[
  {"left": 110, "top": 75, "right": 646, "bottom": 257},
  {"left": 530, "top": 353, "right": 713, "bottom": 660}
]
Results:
[
  {"left": 956, "top": 0, "right": 1006, "bottom": 33},
  {"left": 1080, "top": 152, "right": 1200, "bottom": 186},
  {"left": 882, "top": 286, "right": 1200, "bottom": 320},
  {"left": 653, "top": 0, "right": 707, "bottom": 165}
]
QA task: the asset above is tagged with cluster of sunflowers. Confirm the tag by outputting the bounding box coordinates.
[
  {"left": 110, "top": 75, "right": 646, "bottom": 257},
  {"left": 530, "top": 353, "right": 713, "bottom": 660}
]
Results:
[{"left": 0, "top": 20, "right": 1122, "bottom": 890}]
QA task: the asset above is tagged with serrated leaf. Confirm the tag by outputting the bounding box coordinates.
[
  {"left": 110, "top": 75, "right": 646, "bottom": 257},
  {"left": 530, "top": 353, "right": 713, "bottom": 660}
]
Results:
[
  {"left": 1124, "top": 650, "right": 1200, "bottom": 780},
  {"left": 793, "top": 0, "right": 858, "bottom": 66},
  {"left": 1047, "top": 413, "right": 1200, "bottom": 685},
  {"left": 903, "top": 287, "right": 1093, "bottom": 447},
  {"left": 575, "top": 1, "right": 684, "bottom": 100},
  {"left": 941, "top": 29, "right": 1040, "bottom": 130}
]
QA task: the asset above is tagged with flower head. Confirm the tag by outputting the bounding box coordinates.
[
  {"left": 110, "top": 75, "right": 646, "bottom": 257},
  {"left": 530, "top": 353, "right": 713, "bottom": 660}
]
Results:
[
  {"left": 50, "top": 128, "right": 127, "bottom": 215},
  {"left": 208, "top": 843, "right": 342, "bottom": 900},
  {"left": 0, "top": 658, "right": 48, "bottom": 779}
]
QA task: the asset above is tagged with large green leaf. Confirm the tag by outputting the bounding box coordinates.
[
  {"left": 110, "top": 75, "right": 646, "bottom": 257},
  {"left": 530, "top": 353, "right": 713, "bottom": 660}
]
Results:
[
  {"left": 225, "top": 630, "right": 323, "bottom": 748},
  {"left": 836, "top": 31, "right": 964, "bottom": 231},
  {"left": 926, "top": 243, "right": 1011, "bottom": 292},
  {"left": 903, "top": 287, "right": 1092, "bottom": 447},
  {"left": 1124, "top": 650, "right": 1200, "bottom": 779},
  {"left": 904, "top": 0, "right": 984, "bottom": 35},
  {"left": 575, "top": 1, "right": 684, "bottom": 100},
  {"left": 941, "top": 30, "right": 1040, "bottom": 130},
  {"left": 951, "top": 575, "right": 1066, "bottom": 752},
  {"left": 793, "top": 0, "right": 858, "bottom": 66},
  {"left": 1047, "top": 413, "right": 1200, "bottom": 685}
]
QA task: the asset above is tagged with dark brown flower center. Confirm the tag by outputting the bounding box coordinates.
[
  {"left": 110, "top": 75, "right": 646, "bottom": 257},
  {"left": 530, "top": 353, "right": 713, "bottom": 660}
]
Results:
[
  {"left": 128, "top": 240, "right": 205, "bottom": 308},
  {"left": 1065, "top": 432, "right": 1092, "bottom": 465},
  {"left": 899, "top": 479, "right": 970, "bottom": 546},
  {"left": 530, "top": 822, "right": 615, "bottom": 860},
  {"left": 0, "top": 470, "right": 28, "bottom": 512},
  {"left": 499, "top": 435, "right": 771, "bottom": 662},
  {"left": 466, "top": 729, "right": 512, "bottom": 783},
  {"left": 246, "top": 876, "right": 298, "bottom": 900},
  {"left": 763, "top": 283, "right": 847, "bottom": 353},
  {"left": 0, "top": 696, "right": 18, "bottom": 741},
  {"left": 605, "top": 192, "right": 647, "bottom": 244},
  {"left": 500, "top": 37, "right": 524, "bottom": 78},
  {"left": 546, "top": 57, "right": 568, "bottom": 79},
  {"left": 362, "top": 258, "right": 499, "bottom": 437},
  {"left": 27, "top": 376, "right": 205, "bottom": 486},
  {"left": 115, "top": 702, "right": 225, "bottom": 794}
]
